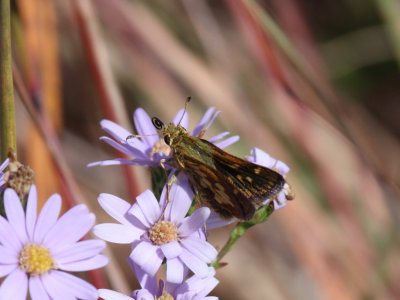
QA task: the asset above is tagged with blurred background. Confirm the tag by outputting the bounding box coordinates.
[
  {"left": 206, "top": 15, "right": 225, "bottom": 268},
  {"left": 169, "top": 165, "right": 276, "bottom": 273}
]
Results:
[{"left": 6, "top": 0, "right": 400, "bottom": 299}]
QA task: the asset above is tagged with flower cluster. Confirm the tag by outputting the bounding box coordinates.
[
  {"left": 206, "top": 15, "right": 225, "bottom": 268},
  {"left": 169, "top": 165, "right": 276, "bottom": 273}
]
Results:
[{"left": 92, "top": 107, "right": 292, "bottom": 299}]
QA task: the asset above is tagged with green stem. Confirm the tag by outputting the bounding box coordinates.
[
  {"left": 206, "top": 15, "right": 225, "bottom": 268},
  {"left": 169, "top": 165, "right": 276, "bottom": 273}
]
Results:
[
  {"left": 0, "top": 0, "right": 16, "bottom": 160},
  {"left": 214, "top": 221, "right": 250, "bottom": 265},
  {"left": 151, "top": 167, "right": 168, "bottom": 200},
  {"left": 213, "top": 203, "right": 275, "bottom": 268}
]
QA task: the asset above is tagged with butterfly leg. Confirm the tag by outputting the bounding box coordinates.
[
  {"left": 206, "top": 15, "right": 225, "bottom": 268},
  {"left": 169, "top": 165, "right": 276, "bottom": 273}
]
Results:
[{"left": 157, "top": 159, "right": 179, "bottom": 219}]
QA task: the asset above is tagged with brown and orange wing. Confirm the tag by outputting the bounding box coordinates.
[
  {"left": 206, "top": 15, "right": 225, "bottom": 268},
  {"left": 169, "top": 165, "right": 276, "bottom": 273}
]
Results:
[{"left": 174, "top": 137, "right": 285, "bottom": 220}]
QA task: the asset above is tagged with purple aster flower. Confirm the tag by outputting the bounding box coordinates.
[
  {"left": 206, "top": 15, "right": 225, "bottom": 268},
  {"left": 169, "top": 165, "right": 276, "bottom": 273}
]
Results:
[
  {"left": 0, "top": 185, "right": 108, "bottom": 299},
  {"left": 247, "top": 147, "right": 291, "bottom": 210},
  {"left": 98, "top": 266, "right": 218, "bottom": 300},
  {"left": 0, "top": 158, "right": 10, "bottom": 192},
  {"left": 89, "top": 107, "right": 239, "bottom": 168},
  {"left": 205, "top": 211, "right": 236, "bottom": 230},
  {"left": 94, "top": 176, "right": 217, "bottom": 284}
]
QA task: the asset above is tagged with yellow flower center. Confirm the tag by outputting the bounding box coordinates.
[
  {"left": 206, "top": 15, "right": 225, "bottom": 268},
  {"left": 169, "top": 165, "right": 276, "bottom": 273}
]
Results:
[
  {"left": 149, "top": 221, "right": 178, "bottom": 245},
  {"left": 19, "top": 243, "right": 56, "bottom": 276},
  {"left": 150, "top": 140, "right": 171, "bottom": 158},
  {"left": 158, "top": 291, "right": 174, "bottom": 300}
]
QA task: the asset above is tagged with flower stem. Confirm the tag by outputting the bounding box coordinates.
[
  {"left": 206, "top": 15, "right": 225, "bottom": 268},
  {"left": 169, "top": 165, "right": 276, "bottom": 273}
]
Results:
[
  {"left": 213, "top": 202, "right": 275, "bottom": 268},
  {"left": 0, "top": 0, "right": 16, "bottom": 160},
  {"left": 151, "top": 167, "right": 168, "bottom": 200}
]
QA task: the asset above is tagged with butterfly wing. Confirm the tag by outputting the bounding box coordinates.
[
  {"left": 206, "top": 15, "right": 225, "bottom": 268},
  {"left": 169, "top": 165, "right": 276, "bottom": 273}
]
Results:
[
  {"left": 212, "top": 146, "right": 285, "bottom": 203},
  {"left": 183, "top": 157, "right": 256, "bottom": 219},
  {"left": 173, "top": 136, "right": 285, "bottom": 220}
]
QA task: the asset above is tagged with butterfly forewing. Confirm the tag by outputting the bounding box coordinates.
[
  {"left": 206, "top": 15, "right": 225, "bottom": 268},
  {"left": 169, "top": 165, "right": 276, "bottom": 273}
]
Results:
[
  {"left": 171, "top": 135, "right": 285, "bottom": 220},
  {"left": 183, "top": 155, "right": 256, "bottom": 219},
  {"left": 212, "top": 147, "right": 285, "bottom": 202}
]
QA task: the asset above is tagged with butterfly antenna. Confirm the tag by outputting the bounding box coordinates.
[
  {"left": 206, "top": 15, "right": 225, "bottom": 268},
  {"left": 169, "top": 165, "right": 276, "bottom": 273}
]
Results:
[{"left": 177, "top": 96, "right": 191, "bottom": 126}]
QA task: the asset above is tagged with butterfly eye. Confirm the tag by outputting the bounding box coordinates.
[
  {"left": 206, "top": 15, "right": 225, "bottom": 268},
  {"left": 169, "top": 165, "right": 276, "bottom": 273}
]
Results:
[
  {"left": 164, "top": 135, "right": 171, "bottom": 145},
  {"left": 152, "top": 117, "right": 164, "bottom": 130}
]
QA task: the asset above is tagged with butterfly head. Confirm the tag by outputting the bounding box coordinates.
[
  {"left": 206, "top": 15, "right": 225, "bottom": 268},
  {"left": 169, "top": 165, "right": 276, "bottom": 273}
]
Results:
[{"left": 152, "top": 117, "right": 187, "bottom": 147}]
